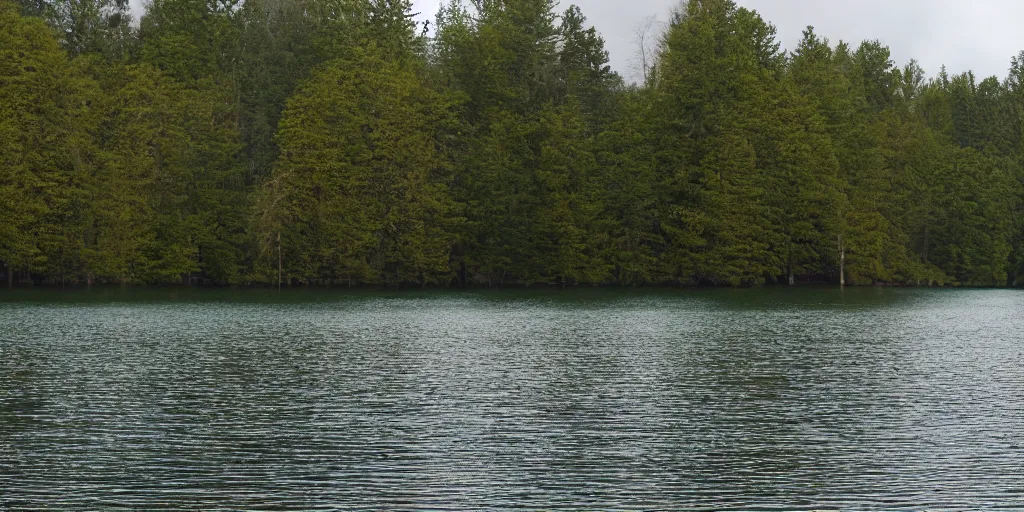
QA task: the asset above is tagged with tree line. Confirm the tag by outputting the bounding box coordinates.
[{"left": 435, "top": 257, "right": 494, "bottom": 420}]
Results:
[{"left": 2, "top": 0, "right": 1023, "bottom": 288}]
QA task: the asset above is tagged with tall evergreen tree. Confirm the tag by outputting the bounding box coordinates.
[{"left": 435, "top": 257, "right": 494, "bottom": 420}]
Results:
[{"left": 264, "top": 47, "right": 460, "bottom": 285}]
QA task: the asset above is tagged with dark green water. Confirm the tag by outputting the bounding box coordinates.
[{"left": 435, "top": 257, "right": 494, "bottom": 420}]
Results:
[{"left": 2, "top": 287, "right": 1023, "bottom": 510}]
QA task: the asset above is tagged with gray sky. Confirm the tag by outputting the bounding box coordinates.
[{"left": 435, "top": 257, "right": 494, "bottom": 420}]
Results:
[{"left": 412, "top": 0, "right": 1024, "bottom": 83}]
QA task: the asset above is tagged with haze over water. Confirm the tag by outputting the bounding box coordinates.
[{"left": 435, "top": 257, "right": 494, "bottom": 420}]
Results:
[{"left": 2, "top": 288, "right": 1023, "bottom": 509}]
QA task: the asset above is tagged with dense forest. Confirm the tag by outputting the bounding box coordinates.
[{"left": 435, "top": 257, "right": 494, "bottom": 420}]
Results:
[{"left": 2, "top": 0, "right": 1024, "bottom": 288}]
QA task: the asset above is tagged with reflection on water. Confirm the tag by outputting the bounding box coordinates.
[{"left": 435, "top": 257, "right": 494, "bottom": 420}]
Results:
[{"left": 1, "top": 288, "right": 1023, "bottom": 509}]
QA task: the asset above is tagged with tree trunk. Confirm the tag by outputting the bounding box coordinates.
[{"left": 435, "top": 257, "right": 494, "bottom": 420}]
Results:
[
  {"left": 6, "top": 265, "right": 12, "bottom": 289},
  {"left": 839, "top": 234, "right": 846, "bottom": 288},
  {"left": 277, "top": 232, "right": 282, "bottom": 292},
  {"left": 922, "top": 225, "right": 929, "bottom": 264},
  {"left": 788, "top": 253, "right": 795, "bottom": 286}
]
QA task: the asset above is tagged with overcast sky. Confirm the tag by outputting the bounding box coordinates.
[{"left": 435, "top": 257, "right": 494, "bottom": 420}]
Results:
[{"left": 411, "top": 0, "right": 1024, "bottom": 83}]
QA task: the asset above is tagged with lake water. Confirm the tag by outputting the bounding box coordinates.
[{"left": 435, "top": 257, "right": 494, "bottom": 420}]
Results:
[{"left": 1, "top": 288, "right": 1023, "bottom": 510}]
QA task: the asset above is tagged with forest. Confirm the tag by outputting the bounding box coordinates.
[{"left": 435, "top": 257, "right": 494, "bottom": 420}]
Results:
[{"left": 2, "top": 0, "right": 1024, "bottom": 288}]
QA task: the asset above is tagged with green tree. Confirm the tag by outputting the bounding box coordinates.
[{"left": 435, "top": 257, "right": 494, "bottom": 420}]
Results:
[
  {"left": 0, "top": 2, "right": 87, "bottom": 285},
  {"left": 265, "top": 48, "right": 460, "bottom": 285},
  {"left": 651, "top": 0, "right": 785, "bottom": 285}
]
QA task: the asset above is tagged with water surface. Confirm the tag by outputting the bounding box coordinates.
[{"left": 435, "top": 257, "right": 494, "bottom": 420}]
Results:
[{"left": 2, "top": 288, "right": 1023, "bottom": 510}]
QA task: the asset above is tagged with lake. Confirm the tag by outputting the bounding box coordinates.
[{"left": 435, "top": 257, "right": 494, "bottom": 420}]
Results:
[{"left": 1, "top": 287, "right": 1023, "bottom": 510}]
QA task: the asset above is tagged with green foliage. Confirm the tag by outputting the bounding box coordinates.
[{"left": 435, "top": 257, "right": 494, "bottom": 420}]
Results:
[
  {"left": 48, "top": 0, "right": 134, "bottom": 59},
  {"left": 3, "top": 0, "right": 1024, "bottom": 287},
  {"left": 593, "top": 88, "right": 661, "bottom": 285},
  {"left": 0, "top": 1, "right": 83, "bottom": 281},
  {"left": 264, "top": 48, "right": 460, "bottom": 285}
]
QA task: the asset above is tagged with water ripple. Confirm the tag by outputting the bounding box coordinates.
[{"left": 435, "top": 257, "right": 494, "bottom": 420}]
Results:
[{"left": 1, "top": 289, "right": 1024, "bottom": 510}]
